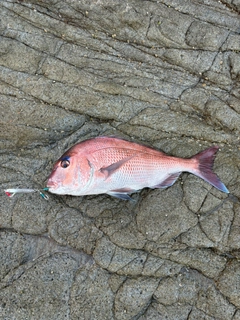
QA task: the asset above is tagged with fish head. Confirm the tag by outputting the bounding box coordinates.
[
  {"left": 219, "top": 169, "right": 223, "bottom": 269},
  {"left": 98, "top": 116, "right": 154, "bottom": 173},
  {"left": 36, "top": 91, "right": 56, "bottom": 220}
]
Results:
[{"left": 47, "top": 151, "right": 82, "bottom": 195}]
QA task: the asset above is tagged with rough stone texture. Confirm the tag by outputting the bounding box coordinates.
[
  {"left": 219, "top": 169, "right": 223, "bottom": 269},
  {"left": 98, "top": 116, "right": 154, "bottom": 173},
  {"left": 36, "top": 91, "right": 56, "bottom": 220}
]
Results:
[{"left": 0, "top": 0, "right": 239, "bottom": 319}]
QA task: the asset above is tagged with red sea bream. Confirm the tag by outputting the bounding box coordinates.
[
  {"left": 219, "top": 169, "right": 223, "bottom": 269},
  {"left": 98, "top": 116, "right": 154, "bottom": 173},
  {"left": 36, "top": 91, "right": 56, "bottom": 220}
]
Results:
[{"left": 47, "top": 136, "right": 229, "bottom": 200}]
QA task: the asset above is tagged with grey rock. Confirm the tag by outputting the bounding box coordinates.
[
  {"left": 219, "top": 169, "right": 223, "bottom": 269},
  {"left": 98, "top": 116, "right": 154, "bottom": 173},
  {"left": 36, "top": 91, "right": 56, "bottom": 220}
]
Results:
[
  {"left": 0, "top": 0, "right": 239, "bottom": 319},
  {"left": 217, "top": 260, "right": 240, "bottom": 308},
  {"left": 233, "top": 310, "right": 240, "bottom": 320},
  {"left": 114, "top": 277, "right": 159, "bottom": 320},
  {"left": 93, "top": 236, "right": 182, "bottom": 277},
  {"left": 154, "top": 268, "right": 235, "bottom": 319},
  {"left": 137, "top": 184, "right": 198, "bottom": 243},
  {"left": 0, "top": 231, "right": 92, "bottom": 320},
  {"left": 70, "top": 264, "right": 114, "bottom": 320},
  {"left": 139, "top": 302, "right": 193, "bottom": 320},
  {"left": 185, "top": 21, "right": 229, "bottom": 51},
  {"left": 49, "top": 208, "right": 103, "bottom": 255}
]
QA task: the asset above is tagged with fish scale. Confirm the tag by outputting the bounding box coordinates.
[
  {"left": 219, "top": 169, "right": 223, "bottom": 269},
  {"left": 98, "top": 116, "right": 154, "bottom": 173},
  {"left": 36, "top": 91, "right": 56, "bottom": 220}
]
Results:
[{"left": 93, "top": 149, "right": 164, "bottom": 187}]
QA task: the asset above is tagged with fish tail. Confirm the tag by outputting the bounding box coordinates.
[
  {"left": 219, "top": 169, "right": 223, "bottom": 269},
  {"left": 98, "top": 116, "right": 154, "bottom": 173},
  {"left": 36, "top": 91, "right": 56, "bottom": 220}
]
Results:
[{"left": 190, "top": 146, "right": 229, "bottom": 193}]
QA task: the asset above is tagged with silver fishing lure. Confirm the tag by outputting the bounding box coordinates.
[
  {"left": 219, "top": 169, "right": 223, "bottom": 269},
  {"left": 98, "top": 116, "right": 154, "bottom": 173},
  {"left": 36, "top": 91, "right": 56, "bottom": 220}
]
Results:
[{"left": 4, "top": 188, "right": 49, "bottom": 200}]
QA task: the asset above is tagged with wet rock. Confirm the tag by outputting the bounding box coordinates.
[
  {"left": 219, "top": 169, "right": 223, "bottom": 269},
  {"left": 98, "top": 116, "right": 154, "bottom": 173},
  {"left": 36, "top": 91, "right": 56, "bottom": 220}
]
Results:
[
  {"left": 49, "top": 208, "right": 103, "bottom": 255},
  {"left": 169, "top": 248, "right": 227, "bottom": 279},
  {"left": 180, "top": 200, "right": 235, "bottom": 251},
  {"left": 139, "top": 302, "right": 193, "bottom": 320},
  {"left": 70, "top": 264, "right": 114, "bottom": 320},
  {"left": 0, "top": 231, "right": 29, "bottom": 281},
  {"left": 228, "top": 205, "right": 240, "bottom": 250},
  {"left": 154, "top": 268, "right": 236, "bottom": 319},
  {"left": 0, "top": 0, "right": 239, "bottom": 319},
  {"left": 217, "top": 260, "right": 240, "bottom": 308},
  {"left": 0, "top": 254, "right": 79, "bottom": 319},
  {"left": 196, "top": 285, "right": 235, "bottom": 319},
  {"left": 0, "top": 95, "right": 86, "bottom": 149},
  {"left": 12, "top": 194, "right": 51, "bottom": 234},
  {"left": 0, "top": 231, "right": 92, "bottom": 319},
  {"left": 129, "top": 107, "right": 235, "bottom": 143},
  {"left": 137, "top": 184, "right": 198, "bottom": 243},
  {"left": 185, "top": 21, "right": 229, "bottom": 51},
  {"left": 93, "top": 236, "right": 182, "bottom": 277},
  {"left": 233, "top": 310, "right": 240, "bottom": 320},
  {"left": 114, "top": 277, "right": 159, "bottom": 320}
]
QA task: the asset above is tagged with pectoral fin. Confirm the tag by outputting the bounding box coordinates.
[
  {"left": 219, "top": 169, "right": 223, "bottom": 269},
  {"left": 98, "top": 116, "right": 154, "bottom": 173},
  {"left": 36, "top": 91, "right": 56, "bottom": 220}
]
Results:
[
  {"left": 151, "top": 172, "right": 181, "bottom": 189},
  {"left": 100, "top": 156, "right": 134, "bottom": 178}
]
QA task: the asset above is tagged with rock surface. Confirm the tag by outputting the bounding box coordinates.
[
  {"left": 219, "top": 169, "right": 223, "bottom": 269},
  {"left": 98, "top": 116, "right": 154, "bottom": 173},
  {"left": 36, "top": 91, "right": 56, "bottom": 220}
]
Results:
[{"left": 0, "top": 0, "right": 240, "bottom": 319}]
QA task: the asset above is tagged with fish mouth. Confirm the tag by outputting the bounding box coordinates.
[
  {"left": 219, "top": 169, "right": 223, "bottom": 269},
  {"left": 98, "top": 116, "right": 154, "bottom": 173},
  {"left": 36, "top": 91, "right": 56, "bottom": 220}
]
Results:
[{"left": 46, "top": 180, "right": 58, "bottom": 190}]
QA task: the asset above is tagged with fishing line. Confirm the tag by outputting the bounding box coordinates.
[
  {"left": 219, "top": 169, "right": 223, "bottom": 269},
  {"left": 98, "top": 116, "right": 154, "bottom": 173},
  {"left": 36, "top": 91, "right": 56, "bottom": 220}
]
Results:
[{"left": 4, "top": 187, "right": 49, "bottom": 200}]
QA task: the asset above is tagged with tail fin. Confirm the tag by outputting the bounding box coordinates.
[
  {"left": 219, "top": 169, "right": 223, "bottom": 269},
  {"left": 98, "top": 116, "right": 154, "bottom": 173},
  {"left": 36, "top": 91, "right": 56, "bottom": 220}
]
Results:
[{"left": 191, "top": 146, "right": 229, "bottom": 193}]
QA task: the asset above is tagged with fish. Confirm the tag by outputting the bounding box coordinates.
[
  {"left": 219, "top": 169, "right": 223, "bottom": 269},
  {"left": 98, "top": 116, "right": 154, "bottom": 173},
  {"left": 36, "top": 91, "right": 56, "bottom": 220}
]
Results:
[{"left": 46, "top": 136, "right": 229, "bottom": 200}]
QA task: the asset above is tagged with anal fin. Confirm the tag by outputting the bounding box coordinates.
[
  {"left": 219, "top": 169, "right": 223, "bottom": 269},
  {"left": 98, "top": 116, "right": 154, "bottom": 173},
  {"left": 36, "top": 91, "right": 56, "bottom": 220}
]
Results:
[{"left": 151, "top": 172, "right": 181, "bottom": 189}]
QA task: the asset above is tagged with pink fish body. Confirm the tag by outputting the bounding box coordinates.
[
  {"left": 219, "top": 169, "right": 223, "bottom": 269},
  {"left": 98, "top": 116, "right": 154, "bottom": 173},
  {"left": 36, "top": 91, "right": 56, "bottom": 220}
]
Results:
[{"left": 47, "top": 136, "right": 229, "bottom": 200}]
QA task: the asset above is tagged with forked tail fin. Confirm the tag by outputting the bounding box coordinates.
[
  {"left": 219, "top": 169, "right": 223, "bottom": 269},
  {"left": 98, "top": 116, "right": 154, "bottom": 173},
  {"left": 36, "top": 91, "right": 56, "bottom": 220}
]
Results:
[{"left": 191, "top": 146, "right": 229, "bottom": 193}]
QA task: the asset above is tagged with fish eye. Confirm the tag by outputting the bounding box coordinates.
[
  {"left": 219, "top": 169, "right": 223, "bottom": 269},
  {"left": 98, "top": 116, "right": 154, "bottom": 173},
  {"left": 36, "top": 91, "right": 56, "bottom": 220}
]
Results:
[{"left": 61, "top": 159, "right": 70, "bottom": 168}]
